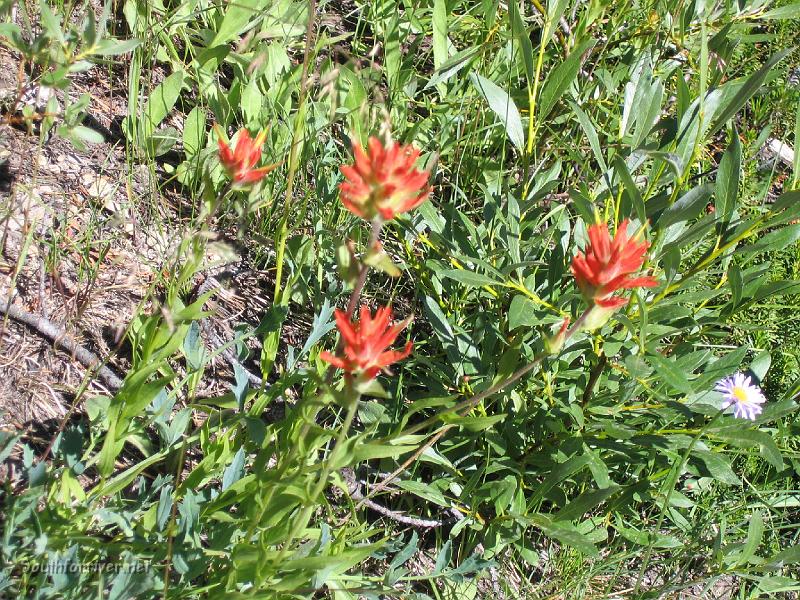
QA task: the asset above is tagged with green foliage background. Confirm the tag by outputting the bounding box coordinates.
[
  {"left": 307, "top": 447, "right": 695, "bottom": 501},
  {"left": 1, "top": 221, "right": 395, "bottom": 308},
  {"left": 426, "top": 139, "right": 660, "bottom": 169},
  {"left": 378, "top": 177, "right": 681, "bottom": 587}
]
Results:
[{"left": 1, "top": 0, "right": 799, "bottom": 598}]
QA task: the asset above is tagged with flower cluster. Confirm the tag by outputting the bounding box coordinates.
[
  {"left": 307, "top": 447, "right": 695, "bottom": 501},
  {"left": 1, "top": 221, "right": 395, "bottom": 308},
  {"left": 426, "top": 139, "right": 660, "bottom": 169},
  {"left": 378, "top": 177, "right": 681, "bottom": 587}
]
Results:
[
  {"left": 216, "top": 126, "right": 277, "bottom": 187},
  {"left": 320, "top": 306, "right": 412, "bottom": 381},
  {"left": 339, "top": 137, "right": 432, "bottom": 221},
  {"left": 571, "top": 219, "right": 658, "bottom": 309}
]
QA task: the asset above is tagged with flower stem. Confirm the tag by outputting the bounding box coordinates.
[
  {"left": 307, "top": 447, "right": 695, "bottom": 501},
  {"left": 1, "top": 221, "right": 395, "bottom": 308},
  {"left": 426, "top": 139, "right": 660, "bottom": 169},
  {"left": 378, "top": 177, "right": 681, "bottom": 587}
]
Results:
[
  {"left": 393, "top": 307, "right": 591, "bottom": 439},
  {"left": 275, "top": 393, "right": 361, "bottom": 563},
  {"left": 345, "top": 219, "right": 383, "bottom": 318}
]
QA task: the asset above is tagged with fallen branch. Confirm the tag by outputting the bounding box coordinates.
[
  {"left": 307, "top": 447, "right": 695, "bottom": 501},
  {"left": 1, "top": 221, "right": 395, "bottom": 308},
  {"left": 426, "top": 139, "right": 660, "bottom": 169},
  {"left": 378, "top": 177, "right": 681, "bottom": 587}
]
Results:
[{"left": 0, "top": 294, "right": 124, "bottom": 390}]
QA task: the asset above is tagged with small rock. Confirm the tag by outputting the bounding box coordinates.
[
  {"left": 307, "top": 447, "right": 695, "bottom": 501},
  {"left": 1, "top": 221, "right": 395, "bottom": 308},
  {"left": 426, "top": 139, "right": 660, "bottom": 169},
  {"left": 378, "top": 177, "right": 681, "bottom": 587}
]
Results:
[{"left": 83, "top": 173, "right": 116, "bottom": 202}]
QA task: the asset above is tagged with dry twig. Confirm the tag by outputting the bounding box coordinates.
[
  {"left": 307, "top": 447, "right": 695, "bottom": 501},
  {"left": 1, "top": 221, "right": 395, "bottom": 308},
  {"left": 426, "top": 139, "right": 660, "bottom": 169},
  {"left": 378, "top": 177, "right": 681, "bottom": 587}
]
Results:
[{"left": 0, "top": 294, "right": 123, "bottom": 390}]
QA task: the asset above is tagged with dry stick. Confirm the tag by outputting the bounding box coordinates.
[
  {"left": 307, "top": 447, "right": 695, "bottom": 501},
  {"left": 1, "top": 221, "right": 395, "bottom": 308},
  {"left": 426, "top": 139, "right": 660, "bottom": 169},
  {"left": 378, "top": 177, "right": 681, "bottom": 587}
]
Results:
[{"left": 0, "top": 294, "right": 124, "bottom": 390}]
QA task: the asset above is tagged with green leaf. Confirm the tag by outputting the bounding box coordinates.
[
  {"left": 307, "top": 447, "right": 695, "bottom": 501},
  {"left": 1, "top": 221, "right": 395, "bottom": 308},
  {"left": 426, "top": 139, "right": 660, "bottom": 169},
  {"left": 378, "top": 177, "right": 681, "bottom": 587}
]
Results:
[
  {"left": 425, "top": 46, "right": 480, "bottom": 90},
  {"left": 728, "top": 262, "right": 742, "bottom": 309},
  {"left": 508, "top": 294, "right": 539, "bottom": 330},
  {"left": 222, "top": 447, "right": 246, "bottom": 491},
  {"left": 736, "top": 510, "right": 764, "bottom": 566},
  {"left": 432, "top": 0, "right": 448, "bottom": 71},
  {"left": 470, "top": 73, "right": 525, "bottom": 151},
  {"left": 92, "top": 37, "right": 141, "bottom": 56},
  {"left": 613, "top": 154, "right": 646, "bottom": 224},
  {"left": 183, "top": 106, "right": 206, "bottom": 156},
  {"left": 554, "top": 486, "right": 619, "bottom": 521},
  {"left": 715, "top": 132, "right": 741, "bottom": 223},
  {"left": 210, "top": 0, "right": 267, "bottom": 46},
  {"left": 395, "top": 480, "right": 449, "bottom": 507},
  {"left": 441, "top": 269, "right": 500, "bottom": 288},
  {"left": 525, "top": 513, "right": 599, "bottom": 556},
  {"left": 71, "top": 125, "right": 105, "bottom": 145},
  {"left": 647, "top": 353, "right": 693, "bottom": 395},
  {"left": 740, "top": 224, "right": 800, "bottom": 257},
  {"left": 691, "top": 449, "right": 741, "bottom": 485},
  {"left": 141, "top": 70, "right": 184, "bottom": 141},
  {"left": 39, "top": 0, "right": 64, "bottom": 43},
  {"left": 709, "top": 49, "right": 793, "bottom": 136},
  {"left": 389, "top": 532, "right": 419, "bottom": 572},
  {"left": 509, "top": 1, "right": 534, "bottom": 84},
  {"left": 658, "top": 184, "right": 713, "bottom": 228},
  {"left": 760, "top": 3, "right": 800, "bottom": 19},
  {"left": 538, "top": 39, "right": 596, "bottom": 121},
  {"left": 570, "top": 101, "right": 607, "bottom": 173}
]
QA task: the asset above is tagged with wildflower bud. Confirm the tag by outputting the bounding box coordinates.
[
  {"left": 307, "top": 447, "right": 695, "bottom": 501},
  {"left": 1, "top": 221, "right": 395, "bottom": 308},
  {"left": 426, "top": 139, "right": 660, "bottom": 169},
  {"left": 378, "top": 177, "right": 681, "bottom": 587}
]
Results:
[
  {"left": 363, "top": 241, "right": 401, "bottom": 277},
  {"left": 215, "top": 125, "right": 277, "bottom": 187},
  {"left": 544, "top": 317, "right": 570, "bottom": 354},
  {"left": 336, "top": 240, "right": 361, "bottom": 287},
  {"left": 581, "top": 304, "right": 617, "bottom": 332}
]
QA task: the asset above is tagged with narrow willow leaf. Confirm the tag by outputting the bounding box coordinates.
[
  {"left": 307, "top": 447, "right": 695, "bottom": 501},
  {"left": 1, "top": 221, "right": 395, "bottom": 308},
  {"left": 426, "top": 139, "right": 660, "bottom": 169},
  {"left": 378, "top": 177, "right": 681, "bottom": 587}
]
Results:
[
  {"left": 470, "top": 73, "right": 525, "bottom": 151},
  {"left": 709, "top": 49, "right": 793, "bottom": 135},
  {"left": 509, "top": 0, "right": 534, "bottom": 84},
  {"left": 539, "top": 39, "right": 596, "bottom": 121},
  {"left": 715, "top": 131, "right": 741, "bottom": 223},
  {"left": 613, "top": 154, "right": 646, "bottom": 223},
  {"left": 647, "top": 353, "right": 694, "bottom": 395},
  {"left": 441, "top": 269, "right": 500, "bottom": 288},
  {"left": 658, "top": 183, "right": 713, "bottom": 228}
]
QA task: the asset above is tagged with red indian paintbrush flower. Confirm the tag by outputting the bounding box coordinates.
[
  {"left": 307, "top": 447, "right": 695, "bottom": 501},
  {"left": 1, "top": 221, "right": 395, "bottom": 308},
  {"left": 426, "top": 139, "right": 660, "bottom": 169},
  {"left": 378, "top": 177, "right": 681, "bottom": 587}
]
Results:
[
  {"left": 320, "top": 305, "right": 413, "bottom": 381},
  {"left": 216, "top": 125, "right": 277, "bottom": 186},
  {"left": 339, "top": 136, "right": 432, "bottom": 221},
  {"left": 571, "top": 219, "right": 658, "bottom": 309}
]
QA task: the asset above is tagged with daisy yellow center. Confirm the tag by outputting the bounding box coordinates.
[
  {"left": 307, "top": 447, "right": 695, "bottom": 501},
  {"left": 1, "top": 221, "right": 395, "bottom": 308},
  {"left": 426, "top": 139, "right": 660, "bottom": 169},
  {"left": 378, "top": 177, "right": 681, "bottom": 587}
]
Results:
[{"left": 732, "top": 386, "right": 748, "bottom": 402}]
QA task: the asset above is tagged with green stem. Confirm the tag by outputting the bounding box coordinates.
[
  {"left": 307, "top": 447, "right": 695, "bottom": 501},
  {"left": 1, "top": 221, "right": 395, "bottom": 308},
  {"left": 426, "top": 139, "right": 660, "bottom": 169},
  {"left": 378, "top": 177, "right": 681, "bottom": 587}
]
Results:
[
  {"left": 273, "top": 394, "right": 361, "bottom": 564},
  {"left": 388, "top": 307, "right": 591, "bottom": 440},
  {"left": 273, "top": 0, "right": 317, "bottom": 304}
]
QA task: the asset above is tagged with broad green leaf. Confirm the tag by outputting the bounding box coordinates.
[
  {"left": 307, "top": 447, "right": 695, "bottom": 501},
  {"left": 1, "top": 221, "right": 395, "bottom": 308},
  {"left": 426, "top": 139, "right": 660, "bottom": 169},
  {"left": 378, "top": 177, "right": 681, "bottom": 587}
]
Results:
[
  {"left": 92, "top": 37, "right": 141, "bottom": 56},
  {"left": 470, "top": 73, "right": 525, "bottom": 151},
  {"left": 183, "top": 106, "right": 206, "bottom": 156},
  {"left": 222, "top": 447, "right": 246, "bottom": 491},
  {"left": 508, "top": 295, "right": 539, "bottom": 330},
  {"left": 691, "top": 449, "right": 741, "bottom": 485},
  {"left": 539, "top": 40, "right": 596, "bottom": 120},
  {"left": 715, "top": 132, "right": 741, "bottom": 223},
  {"left": 210, "top": 0, "right": 267, "bottom": 46},
  {"left": 142, "top": 70, "right": 184, "bottom": 141},
  {"left": 647, "top": 353, "right": 693, "bottom": 395}
]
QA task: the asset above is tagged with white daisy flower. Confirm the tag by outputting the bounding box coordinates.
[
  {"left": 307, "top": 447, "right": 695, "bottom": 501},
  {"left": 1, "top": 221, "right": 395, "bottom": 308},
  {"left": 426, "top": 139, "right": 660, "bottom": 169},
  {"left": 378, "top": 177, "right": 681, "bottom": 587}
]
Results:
[{"left": 714, "top": 372, "right": 767, "bottom": 420}]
